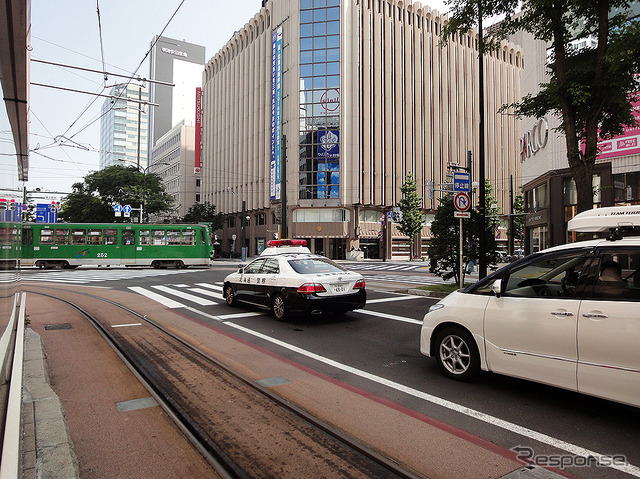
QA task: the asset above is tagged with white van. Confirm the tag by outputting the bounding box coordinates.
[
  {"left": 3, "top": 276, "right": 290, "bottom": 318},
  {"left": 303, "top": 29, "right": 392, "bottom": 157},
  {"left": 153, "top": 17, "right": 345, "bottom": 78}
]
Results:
[{"left": 420, "top": 206, "right": 640, "bottom": 408}]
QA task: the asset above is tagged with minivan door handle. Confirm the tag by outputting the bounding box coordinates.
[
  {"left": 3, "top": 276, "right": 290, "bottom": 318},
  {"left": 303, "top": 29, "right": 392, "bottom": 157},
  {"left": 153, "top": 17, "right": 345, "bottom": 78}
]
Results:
[
  {"left": 582, "top": 312, "right": 608, "bottom": 319},
  {"left": 550, "top": 310, "right": 574, "bottom": 317}
]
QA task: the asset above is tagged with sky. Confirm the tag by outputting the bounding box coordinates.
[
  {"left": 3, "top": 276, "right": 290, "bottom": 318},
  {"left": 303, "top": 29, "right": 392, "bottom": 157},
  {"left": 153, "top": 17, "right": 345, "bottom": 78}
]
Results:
[{"left": 0, "top": 0, "right": 448, "bottom": 201}]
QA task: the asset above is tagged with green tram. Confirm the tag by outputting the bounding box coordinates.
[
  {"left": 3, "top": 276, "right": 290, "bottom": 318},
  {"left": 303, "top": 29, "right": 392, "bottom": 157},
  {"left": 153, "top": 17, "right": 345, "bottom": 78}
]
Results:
[
  {"left": 0, "top": 222, "right": 22, "bottom": 269},
  {"left": 22, "top": 223, "right": 213, "bottom": 269}
]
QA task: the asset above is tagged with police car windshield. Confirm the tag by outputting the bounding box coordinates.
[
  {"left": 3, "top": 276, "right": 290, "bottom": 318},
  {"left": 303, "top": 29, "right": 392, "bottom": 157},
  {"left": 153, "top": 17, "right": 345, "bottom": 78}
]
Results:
[{"left": 288, "top": 257, "right": 346, "bottom": 274}]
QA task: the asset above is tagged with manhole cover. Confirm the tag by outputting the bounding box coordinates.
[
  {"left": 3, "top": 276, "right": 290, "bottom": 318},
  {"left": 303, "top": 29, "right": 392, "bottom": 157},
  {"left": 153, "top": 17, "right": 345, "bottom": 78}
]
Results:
[{"left": 44, "top": 323, "right": 73, "bottom": 331}]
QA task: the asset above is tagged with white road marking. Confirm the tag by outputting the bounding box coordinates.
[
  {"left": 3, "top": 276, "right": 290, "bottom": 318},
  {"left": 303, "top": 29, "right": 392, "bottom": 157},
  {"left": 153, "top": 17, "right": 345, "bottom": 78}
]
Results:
[
  {"left": 151, "top": 285, "right": 217, "bottom": 306},
  {"left": 223, "top": 322, "right": 640, "bottom": 478},
  {"left": 366, "top": 296, "right": 423, "bottom": 304},
  {"left": 353, "top": 309, "right": 422, "bottom": 325},
  {"left": 127, "top": 287, "right": 184, "bottom": 308},
  {"left": 187, "top": 288, "right": 223, "bottom": 301},
  {"left": 195, "top": 282, "right": 223, "bottom": 291},
  {"left": 111, "top": 323, "right": 142, "bottom": 328}
]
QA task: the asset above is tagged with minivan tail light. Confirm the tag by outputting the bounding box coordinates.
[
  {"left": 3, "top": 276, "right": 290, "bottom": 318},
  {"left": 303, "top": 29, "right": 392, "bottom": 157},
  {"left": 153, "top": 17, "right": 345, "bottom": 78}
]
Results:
[
  {"left": 353, "top": 279, "right": 366, "bottom": 289},
  {"left": 297, "top": 283, "right": 326, "bottom": 294}
]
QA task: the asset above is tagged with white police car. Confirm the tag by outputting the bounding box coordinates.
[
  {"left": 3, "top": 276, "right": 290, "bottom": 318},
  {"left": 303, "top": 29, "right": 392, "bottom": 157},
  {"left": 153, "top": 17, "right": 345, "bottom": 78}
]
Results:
[
  {"left": 223, "top": 239, "right": 366, "bottom": 321},
  {"left": 420, "top": 206, "right": 640, "bottom": 408}
]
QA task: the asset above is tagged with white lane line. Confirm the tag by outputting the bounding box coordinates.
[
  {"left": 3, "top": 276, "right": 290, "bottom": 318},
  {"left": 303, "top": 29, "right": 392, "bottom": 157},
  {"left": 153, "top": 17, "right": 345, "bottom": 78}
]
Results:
[
  {"left": 195, "top": 282, "right": 223, "bottom": 291},
  {"left": 128, "top": 287, "right": 184, "bottom": 308},
  {"left": 188, "top": 288, "right": 223, "bottom": 301},
  {"left": 354, "top": 309, "right": 422, "bottom": 325},
  {"left": 222, "top": 322, "right": 640, "bottom": 478},
  {"left": 367, "top": 296, "right": 423, "bottom": 304},
  {"left": 151, "top": 285, "right": 217, "bottom": 306},
  {"left": 111, "top": 323, "right": 142, "bottom": 328}
]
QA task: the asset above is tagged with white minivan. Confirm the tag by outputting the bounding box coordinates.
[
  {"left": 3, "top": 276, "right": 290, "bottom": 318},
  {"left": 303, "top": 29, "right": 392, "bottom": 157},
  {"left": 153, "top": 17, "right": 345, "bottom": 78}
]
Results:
[{"left": 420, "top": 206, "right": 640, "bottom": 408}]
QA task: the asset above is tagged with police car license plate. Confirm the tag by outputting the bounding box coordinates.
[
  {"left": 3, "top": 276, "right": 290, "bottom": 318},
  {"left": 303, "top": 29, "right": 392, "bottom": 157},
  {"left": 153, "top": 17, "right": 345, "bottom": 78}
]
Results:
[{"left": 332, "top": 283, "right": 347, "bottom": 293}]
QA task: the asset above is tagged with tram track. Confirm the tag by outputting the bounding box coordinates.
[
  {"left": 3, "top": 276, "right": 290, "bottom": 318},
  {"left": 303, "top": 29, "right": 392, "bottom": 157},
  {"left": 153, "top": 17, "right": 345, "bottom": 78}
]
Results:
[{"left": 27, "top": 287, "right": 425, "bottom": 479}]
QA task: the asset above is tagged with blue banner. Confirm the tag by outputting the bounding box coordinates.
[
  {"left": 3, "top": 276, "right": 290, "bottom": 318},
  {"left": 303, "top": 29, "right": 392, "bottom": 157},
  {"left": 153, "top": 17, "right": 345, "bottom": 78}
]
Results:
[{"left": 270, "top": 27, "right": 283, "bottom": 201}]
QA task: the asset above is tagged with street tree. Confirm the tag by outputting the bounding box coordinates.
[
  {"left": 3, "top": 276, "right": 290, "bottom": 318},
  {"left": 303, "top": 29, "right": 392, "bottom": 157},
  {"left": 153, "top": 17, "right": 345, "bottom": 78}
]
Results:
[
  {"left": 442, "top": 0, "right": 640, "bottom": 213},
  {"left": 429, "top": 180, "right": 499, "bottom": 283},
  {"left": 182, "top": 202, "right": 224, "bottom": 231},
  {"left": 394, "top": 173, "right": 424, "bottom": 260},
  {"left": 59, "top": 165, "right": 174, "bottom": 223}
]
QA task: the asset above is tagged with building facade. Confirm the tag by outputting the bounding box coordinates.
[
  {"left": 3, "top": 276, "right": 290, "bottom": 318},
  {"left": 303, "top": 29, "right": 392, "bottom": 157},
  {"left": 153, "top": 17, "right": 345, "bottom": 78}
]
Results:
[
  {"left": 202, "top": 0, "right": 523, "bottom": 259},
  {"left": 150, "top": 121, "right": 200, "bottom": 221},
  {"left": 511, "top": 9, "right": 640, "bottom": 254},
  {"left": 98, "top": 84, "right": 149, "bottom": 170}
]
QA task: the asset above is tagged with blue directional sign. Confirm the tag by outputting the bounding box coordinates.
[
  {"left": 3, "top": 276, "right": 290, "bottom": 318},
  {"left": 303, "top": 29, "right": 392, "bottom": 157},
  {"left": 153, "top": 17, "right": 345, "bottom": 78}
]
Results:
[
  {"left": 114, "top": 204, "right": 122, "bottom": 217},
  {"left": 453, "top": 172, "right": 471, "bottom": 192},
  {"left": 36, "top": 203, "right": 58, "bottom": 223},
  {"left": 123, "top": 204, "right": 132, "bottom": 213}
]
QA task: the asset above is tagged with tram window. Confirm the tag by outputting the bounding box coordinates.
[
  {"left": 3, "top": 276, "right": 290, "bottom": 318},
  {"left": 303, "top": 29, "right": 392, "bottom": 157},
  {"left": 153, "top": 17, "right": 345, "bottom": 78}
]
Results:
[
  {"left": 152, "top": 230, "right": 166, "bottom": 245},
  {"left": 139, "top": 229, "right": 151, "bottom": 245},
  {"left": 103, "top": 229, "right": 118, "bottom": 245},
  {"left": 87, "top": 229, "right": 102, "bottom": 245},
  {"left": 167, "top": 229, "right": 181, "bottom": 245},
  {"left": 0, "top": 227, "right": 18, "bottom": 245},
  {"left": 71, "top": 229, "right": 86, "bottom": 245},
  {"left": 22, "top": 229, "right": 33, "bottom": 246},
  {"left": 55, "top": 229, "right": 70, "bottom": 245},
  {"left": 40, "top": 229, "right": 54, "bottom": 244},
  {"left": 122, "top": 230, "right": 135, "bottom": 245},
  {"left": 182, "top": 230, "right": 196, "bottom": 245}
]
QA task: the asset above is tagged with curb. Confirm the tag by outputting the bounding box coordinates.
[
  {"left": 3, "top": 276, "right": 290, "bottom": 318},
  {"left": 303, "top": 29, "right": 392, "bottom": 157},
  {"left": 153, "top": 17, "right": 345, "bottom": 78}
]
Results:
[
  {"left": 22, "top": 328, "right": 80, "bottom": 479},
  {"left": 407, "top": 289, "right": 449, "bottom": 299}
]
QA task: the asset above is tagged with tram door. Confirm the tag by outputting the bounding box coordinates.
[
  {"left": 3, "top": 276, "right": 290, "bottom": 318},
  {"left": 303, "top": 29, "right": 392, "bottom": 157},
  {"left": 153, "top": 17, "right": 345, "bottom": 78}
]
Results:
[{"left": 120, "top": 229, "right": 137, "bottom": 265}]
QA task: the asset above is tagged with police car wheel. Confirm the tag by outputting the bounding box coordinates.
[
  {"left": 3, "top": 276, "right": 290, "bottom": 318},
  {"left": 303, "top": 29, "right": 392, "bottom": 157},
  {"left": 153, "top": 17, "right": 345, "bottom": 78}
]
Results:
[
  {"left": 272, "top": 294, "right": 289, "bottom": 321},
  {"left": 224, "top": 284, "right": 237, "bottom": 307}
]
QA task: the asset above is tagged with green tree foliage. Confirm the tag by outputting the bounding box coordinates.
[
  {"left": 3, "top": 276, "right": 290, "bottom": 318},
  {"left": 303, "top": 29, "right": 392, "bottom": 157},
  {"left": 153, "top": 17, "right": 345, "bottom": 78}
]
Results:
[
  {"left": 442, "top": 0, "right": 640, "bottom": 213},
  {"left": 395, "top": 173, "right": 424, "bottom": 259},
  {"left": 181, "top": 202, "right": 224, "bottom": 231},
  {"left": 429, "top": 181, "right": 499, "bottom": 283},
  {"left": 59, "top": 165, "right": 174, "bottom": 223}
]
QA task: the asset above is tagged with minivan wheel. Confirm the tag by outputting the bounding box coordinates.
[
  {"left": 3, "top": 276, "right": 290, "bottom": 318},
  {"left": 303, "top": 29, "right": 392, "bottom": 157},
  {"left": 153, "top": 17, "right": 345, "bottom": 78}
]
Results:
[{"left": 434, "top": 327, "right": 480, "bottom": 381}]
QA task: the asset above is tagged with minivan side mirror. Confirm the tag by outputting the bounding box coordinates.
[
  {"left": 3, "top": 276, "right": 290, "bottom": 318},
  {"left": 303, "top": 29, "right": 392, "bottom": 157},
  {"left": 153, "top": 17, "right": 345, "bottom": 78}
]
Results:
[{"left": 491, "top": 279, "right": 502, "bottom": 298}]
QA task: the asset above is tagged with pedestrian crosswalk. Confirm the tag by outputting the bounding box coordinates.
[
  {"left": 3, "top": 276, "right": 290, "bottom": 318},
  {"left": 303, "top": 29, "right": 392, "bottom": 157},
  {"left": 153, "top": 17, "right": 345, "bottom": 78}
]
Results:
[
  {"left": 17, "top": 268, "right": 196, "bottom": 284},
  {"left": 362, "top": 273, "right": 454, "bottom": 286},
  {"left": 341, "top": 262, "right": 430, "bottom": 272}
]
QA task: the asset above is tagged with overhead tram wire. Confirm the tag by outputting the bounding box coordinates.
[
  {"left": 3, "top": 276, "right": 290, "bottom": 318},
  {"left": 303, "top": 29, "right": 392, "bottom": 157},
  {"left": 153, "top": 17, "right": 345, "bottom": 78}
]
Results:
[{"left": 96, "top": 0, "right": 108, "bottom": 82}]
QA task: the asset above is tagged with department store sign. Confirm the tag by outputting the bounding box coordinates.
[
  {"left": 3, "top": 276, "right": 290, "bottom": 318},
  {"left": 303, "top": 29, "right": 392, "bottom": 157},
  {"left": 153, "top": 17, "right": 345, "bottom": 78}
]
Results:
[
  {"left": 520, "top": 117, "right": 549, "bottom": 162},
  {"left": 526, "top": 209, "right": 548, "bottom": 227},
  {"left": 318, "top": 130, "right": 339, "bottom": 158}
]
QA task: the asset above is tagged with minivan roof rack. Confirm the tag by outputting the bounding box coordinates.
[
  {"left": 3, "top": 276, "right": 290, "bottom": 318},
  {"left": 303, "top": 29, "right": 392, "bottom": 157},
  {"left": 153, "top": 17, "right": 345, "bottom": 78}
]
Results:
[{"left": 567, "top": 206, "right": 640, "bottom": 233}]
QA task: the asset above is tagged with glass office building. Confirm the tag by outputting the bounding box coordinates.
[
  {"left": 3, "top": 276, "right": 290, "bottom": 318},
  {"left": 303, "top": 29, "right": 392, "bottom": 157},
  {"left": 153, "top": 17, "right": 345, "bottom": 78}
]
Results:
[{"left": 202, "top": 0, "right": 523, "bottom": 259}]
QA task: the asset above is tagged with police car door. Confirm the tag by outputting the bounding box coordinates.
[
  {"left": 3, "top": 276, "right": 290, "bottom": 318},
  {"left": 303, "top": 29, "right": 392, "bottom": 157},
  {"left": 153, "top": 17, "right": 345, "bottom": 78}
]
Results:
[{"left": 236, "top": 258, "right": 266, "bottom": 303}]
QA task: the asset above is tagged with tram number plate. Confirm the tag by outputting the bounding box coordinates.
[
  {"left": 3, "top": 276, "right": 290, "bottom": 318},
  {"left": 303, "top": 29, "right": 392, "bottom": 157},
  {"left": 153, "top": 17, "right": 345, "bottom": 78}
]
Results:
[{"left": 332, "top": 283, "right": 347, "bottom": 293}]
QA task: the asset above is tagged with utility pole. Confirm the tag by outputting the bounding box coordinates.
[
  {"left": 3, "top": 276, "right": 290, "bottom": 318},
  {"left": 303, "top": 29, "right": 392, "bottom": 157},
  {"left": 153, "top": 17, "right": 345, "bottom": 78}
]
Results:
[
  {"left": 281, "top": 135, "right": 288, "bottom": 238},
  {"left": 478, "top": 0, "right": 487, "bottom": 279}
]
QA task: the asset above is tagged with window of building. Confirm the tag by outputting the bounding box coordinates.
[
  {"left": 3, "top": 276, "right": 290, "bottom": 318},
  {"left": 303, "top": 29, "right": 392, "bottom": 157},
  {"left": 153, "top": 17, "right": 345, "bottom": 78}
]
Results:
[
  {"left": 256, "top": 213, "right": 267, "bottom": 225},
  {"left": 299, "top": 0, "right": 341, "bottom": 200},
  {"left": 614, "top": 172, "right": 640, "bottom": 205},
  {"left": 293, "top": 208, "right": 349, "bottom": 222},
  {"left": 227, "top": 216, "right": 236, "bottom": 228}
]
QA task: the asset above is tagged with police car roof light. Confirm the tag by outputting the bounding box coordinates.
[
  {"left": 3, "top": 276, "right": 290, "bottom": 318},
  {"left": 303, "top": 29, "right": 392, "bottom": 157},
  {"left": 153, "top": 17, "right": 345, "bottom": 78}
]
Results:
[
  {"left": 267, "top": 239, "right": 308, "bottom": 247},
  {"left": 567, "top": 206, "right": 640, "bottom": 233}
]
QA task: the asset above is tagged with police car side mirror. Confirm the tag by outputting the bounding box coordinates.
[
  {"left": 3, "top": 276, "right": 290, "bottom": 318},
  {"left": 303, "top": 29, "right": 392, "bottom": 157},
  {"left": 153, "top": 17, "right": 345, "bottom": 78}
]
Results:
[{"left": 491, "top": 279, "right": 502, "bottom": 298}]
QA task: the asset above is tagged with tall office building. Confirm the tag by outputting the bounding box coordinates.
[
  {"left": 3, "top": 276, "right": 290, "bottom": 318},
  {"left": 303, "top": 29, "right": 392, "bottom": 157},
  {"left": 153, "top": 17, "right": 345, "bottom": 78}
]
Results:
[
  {"left": 148, "top": 36, "right": 206, "bottom": 151},
  {"left": 147, "top": 36, "right": 205, "bottom": 220},
  {"left": 202, "top": 0, "right": 523, "bottom": 259},
  {"left": 99, "top": 84, "right": 149, "bottom": 169}
]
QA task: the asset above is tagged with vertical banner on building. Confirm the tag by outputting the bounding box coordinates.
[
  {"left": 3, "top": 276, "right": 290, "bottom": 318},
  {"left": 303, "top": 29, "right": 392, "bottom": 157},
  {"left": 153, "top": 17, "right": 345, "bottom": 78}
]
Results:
[
  {"left": 270, "top": 26, "right": 283, "bottom": 201},
  {"left": 195, "top": 87, "right": 202, "bottom": 173}
]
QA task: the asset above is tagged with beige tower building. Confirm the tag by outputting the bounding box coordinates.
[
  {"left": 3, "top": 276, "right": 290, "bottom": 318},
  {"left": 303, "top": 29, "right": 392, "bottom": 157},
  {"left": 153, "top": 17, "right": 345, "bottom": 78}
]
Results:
[{"left": 202, "top": 0, "right": 523, "bottom": 259}]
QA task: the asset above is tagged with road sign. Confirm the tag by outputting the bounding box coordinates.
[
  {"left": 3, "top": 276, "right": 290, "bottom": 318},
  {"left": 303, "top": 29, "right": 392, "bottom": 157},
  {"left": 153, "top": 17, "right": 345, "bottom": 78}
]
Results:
[
  {"left": 123, "top": 204, "right": 132, "bottom": 213},
  {"left": 453, "top": 172, "right": 471, "bottom": 192},
  {"left": 454, "top": 211, "right": 471, "bottom": 219},
  {"left": 114, "top": 204, "right": 122, "bottom": 217},
  {"left": 454, "top": 192, "right": 471, "bottom": 212}
]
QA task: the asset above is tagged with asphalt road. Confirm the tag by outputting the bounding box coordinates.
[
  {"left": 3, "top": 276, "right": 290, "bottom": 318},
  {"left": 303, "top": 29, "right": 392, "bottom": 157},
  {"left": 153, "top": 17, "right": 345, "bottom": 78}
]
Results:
[{"left": 19, "top": 263, "right": 640, "bottom": 479}]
